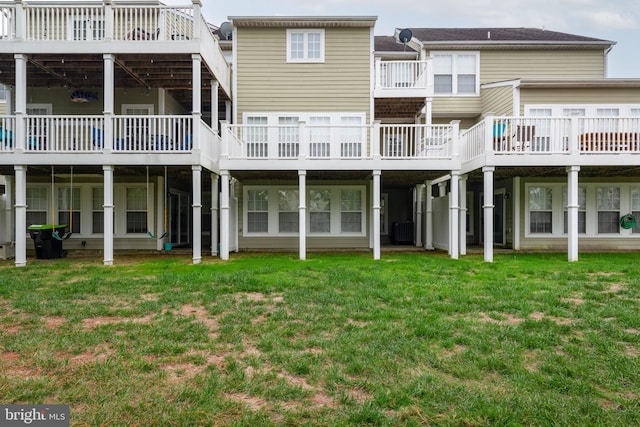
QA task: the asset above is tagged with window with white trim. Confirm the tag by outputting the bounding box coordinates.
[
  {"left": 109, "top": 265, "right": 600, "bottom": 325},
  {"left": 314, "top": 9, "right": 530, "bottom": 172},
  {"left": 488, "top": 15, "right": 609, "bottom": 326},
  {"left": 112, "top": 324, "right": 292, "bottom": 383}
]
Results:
[
  {"left": 526, "top": 104, "right": 640, "bottom": 117},
  {"left": 70, "top": 17, "right": 105, "bottom": 40},
  {"left": 278, "top": 190, "right": 299, "bottom": 233},
  {"left": 309, "top": 116, "right": 330, "bottom": 157},
  {"left": 58, "top": 187, "right": 81, "bottom": 234},
  {"left": 529, "top": 186, "right": 553, "bottom": 233},
  {"left": 246, "top": 116, "right": 268, "bottom": 158},
  {"left": 563, "top": 187, "right": 586, "bottom": 234},
  {"left": 432, "top": 52, "right": 479, "bottom": 95},
  {"left": 597, "top": 187, "right": 620, "bottom": 234},
  {"left": 287, "top": 29, "right": 325, "bottom": 63},
  {"left": 92, "top": 187, "right": 104, "bottom": 234},
  {"left": 309, "top": 189, "right": 331, "bottom": 233},
  {"left": 26, "top": 187, "right": 48, "bottom": 228},
  {"left": 126, "top": 187, "right": 147, "bottom": 233},
  {"left": 340, "top": 189, "right": 362, "bottom": 233},
  {"left": 632, "top": 187, "right": 640, "bottom": 234},
  {"left": 247, "top": 189, "right": 269, "bottom": 233},
  {"left": 278, "top": 116, "right": 299, "bottom": 158}
]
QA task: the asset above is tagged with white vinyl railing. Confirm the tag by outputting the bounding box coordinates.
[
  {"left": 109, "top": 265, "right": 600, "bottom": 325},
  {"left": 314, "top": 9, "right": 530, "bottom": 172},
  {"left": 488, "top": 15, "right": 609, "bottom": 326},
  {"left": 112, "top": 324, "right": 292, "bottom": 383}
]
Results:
[
  {"left": 0, "top": 115, "right": 15, "bottom": 152},
  {"left": 113, "top": 115, "right": 193, "bottom": 152},
  {"left": 25, "top": 115, "right": 104, "bottom": 152},
  {"left": 380, "top": 124, "right": 451, "bottom": 158},
  {"left": 376, "top": 60, "right": 430, "bottom": 90},
  {"left": 491, "top": 117, "right": 571, "bottom": 154},
  {"left": 14, "top": 2, "right": 194, "bottom": 41},
  {"left": 113, "top": 5, "right": 194, "bottom": 41},
  {"left": 579, "top": 117, "right": 640, "bottom": 153},
  {"left": 223, "top": 123, "right": 368, "bottom": 160}
]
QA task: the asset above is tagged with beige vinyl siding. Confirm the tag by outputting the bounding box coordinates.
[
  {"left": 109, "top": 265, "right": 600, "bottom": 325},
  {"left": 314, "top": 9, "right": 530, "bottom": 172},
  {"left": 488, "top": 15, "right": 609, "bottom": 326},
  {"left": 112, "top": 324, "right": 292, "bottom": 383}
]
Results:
[
  {"left": 235, "top": 26, "right": 371, "bottom": 121},
  {"left": 481, "top": 86, "right": 514, "bottom": 116},
  {"left": 0, "top": 103, "right": 6, "bottom": 115},
  {"left": 520, "top": 88, "right": 640, "bottom": 114},
  {"left": 480, "top": 49, "right": 607, "bottom": 82},
  {"left": 432, "top": 97, "right": 483, "bottom": 118}
]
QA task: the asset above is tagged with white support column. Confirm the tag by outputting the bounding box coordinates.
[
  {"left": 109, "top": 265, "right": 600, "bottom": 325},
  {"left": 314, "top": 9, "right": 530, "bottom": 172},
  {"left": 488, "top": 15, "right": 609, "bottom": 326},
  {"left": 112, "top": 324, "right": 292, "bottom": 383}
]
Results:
[
  {"left": 450, "top": 172, "right": 460, "bottom": 259},
  {"left": 299, "top": 170, "right": 307, "bottom": 260},
  {"left": 14, "top": 54, "right": 27, "bottom": 152},
  {"left": 103, "top": 165, "right": 114, "bottom": 266},
  {"left": 156, "top": 174, "right": 164, "bottom": 251},
  {"left": 211, "top": 174, "right": 219, "bottom": 256},
  {"left": 415, "top": 184, "right": 424, "bottom": 247},
  {"left": 211, "top": 79, "right": 219, "bottom": 133},
  {"left": 192, "top": 54, "right": 202, "bottom": 151},
  {"left": 425, "top": 180, "right": 434, "bottom": 250},
  {"left": 513, "top": 176, "right": 521, "bottom": 250},
  {"left": 192, "top": 166, "right": 202, "bottom": 264},
  {"left": 103, "top": 54, "right": 115, "bottom": 152},
  {"left": 459, "top": 175, "right": 467, "bottom": 256},
  {"left": 483, "top": 166, "right": 495, "bottom": 262},
  {"left": 3, "top": 176, "right": 14, "bottom": 248},
  {"left": 373, "top": 170, "right": 381, "bottom": 260},
  {"left": 567, "top": 166, "right": 580, "bottom": 262},
  {"left": 14, "top": 166, "right": 26, "bottom": 267},
  {"left": 220, "top": 171, "right": 230, "bottom": 260}
]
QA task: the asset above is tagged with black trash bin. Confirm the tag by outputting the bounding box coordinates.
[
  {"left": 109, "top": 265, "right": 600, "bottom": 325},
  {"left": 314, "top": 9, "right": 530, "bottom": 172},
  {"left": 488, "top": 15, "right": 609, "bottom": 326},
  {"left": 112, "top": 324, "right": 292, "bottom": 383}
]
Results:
[{"left": 27, "top": 225, "right": 68, "bottom": 259}]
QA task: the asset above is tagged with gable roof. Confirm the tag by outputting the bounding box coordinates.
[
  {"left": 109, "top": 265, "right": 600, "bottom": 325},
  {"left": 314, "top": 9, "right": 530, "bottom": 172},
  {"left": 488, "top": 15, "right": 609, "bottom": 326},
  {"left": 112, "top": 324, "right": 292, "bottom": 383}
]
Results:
[{"left": 403, "top": 28, "right": 615, "bottom": 49}]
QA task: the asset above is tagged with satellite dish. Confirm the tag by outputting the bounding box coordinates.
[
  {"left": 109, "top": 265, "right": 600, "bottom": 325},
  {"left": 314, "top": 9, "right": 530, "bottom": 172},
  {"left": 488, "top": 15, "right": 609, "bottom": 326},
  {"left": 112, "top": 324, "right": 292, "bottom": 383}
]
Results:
[
  {"left": 219, "top": 21, "right": 233, "bottom": 40},
  {"left": 398, "top": 28, "right": 413, "bottom": 44}
]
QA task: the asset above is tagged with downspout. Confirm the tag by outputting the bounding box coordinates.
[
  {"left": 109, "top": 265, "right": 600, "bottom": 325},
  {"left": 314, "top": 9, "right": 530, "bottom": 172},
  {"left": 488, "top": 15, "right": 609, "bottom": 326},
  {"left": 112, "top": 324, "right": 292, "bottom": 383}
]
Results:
[{"left": 603, "top": 44, "right": 615, "bottom": 78}]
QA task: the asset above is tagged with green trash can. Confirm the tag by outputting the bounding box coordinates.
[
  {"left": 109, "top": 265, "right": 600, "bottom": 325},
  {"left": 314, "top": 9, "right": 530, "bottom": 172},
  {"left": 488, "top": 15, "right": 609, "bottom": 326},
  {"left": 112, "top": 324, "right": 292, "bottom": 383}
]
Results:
[{"left": 27, "top": 224, "right": 68, "bottom": 259}]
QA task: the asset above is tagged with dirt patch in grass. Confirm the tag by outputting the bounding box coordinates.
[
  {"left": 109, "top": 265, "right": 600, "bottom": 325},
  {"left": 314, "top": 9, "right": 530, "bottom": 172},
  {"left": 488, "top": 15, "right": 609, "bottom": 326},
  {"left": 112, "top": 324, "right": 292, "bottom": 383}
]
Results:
[
  {"left": 603, "top": 283, "right": 625, "bottom": 293},
  {"left": 561, "top": 297, "right": 585, "bottom": 305},
  {"left": 477, "top": 312, "right": 525, "bottom": 325},
  {"left": 178, "top": 303, "right": 220, "bottom": 338},
  {"left": 81, "top": 314, "right": 156, "bottom": 330},
  {"left": 530, "top": 312, "right": 573, "bottom": 326},
  {"left": 44, "top": 316, "right": 67, "bottom": 329},
  {"left": 0, "top": 352, "right": 42, "bottom": 379}
]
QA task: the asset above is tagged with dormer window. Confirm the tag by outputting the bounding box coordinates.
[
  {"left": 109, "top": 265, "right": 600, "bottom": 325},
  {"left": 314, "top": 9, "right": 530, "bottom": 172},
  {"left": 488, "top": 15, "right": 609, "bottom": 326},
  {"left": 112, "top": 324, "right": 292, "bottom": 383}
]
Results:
[{"left": 287, "top": 29, "right": 325, "bottom": 63}]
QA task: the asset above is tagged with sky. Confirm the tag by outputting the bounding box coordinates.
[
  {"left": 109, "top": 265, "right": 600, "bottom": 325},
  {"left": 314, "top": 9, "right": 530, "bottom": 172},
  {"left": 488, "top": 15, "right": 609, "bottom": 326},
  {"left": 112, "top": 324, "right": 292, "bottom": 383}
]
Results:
[{"left": 177, "top": 0, "right": 640, "bottom": 78}]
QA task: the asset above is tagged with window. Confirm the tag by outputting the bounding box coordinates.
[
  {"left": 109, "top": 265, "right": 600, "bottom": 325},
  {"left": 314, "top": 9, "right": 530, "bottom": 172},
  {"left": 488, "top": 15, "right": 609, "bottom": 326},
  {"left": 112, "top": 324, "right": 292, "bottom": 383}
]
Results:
[
  {"left": 26, "top": 187, "right": 48, "bottom": 227},
  {"left": 247, "top": 190, "right": 268, "bottom": 233},
  {"left": 309, "top": 189, "right": 331, "bottom": 233},
  {"left": 341, "top": 116, "right": 363, "bottom": 157},
  {"left": 309, "top": 116, "right": 330, "bottom": 157},
  {"left": 563, "top": 187, "right": 586, "bottom": 234},
  {"left": 92, "top": 187, "right": 104, "bottom": 234},
  {"left": 433, "top": 52, "right": 479, "bottom": 95},
  {"left": 287, "top": 29, "right": 324, "bottom": 63},
  {"left": 278, "top": 116, "right": 299, "bottom": 158},
  {"left": 0, "top": 84, "right": 6, "bottom": 101},
  {"left": 246, "top": 116, "right": 268, "bottom": 158},
  {"left": 341, "top": 190, "right": 362, "bottom": 233},
  {"left": 597, "top": 187, "right": 620, "bottom": 234},
  {"left": 529, "top": 187, "right": 553, "bottom": 233},
  {"left": 58, "top": 187, "right": 81, "bottom": 234},
  {"left": 278, "top": 190, "right": 299, "bottom": 233},
  {"left": 632, "top": 188, "right": 640, "bottom": 234},
  {"left": 126, "top": 187, "right": 147, "bottom": 233},
  {"left": 71, "top": 17, "right": 105, "bottom": 40}
]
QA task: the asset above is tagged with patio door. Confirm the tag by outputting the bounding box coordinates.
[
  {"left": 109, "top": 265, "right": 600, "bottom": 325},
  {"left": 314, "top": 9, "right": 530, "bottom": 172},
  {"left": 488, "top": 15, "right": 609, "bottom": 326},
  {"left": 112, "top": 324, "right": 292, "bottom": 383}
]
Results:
[
  {"left": 169, "top": 190, "right": 190, "bottom": 246},
  {"left": 480, "top": 189, "right": 506, "bottom": 246}
]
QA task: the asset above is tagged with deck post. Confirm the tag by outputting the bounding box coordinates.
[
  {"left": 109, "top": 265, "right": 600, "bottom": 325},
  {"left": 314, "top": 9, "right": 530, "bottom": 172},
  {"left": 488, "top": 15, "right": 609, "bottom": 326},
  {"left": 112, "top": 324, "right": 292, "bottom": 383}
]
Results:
[
  {"left": 103, "top": 165, "right": 114, "bottom": 266},
  {"left": 192, "top": 166, "right": 202, "bottom": 264},
  {"left": 425, "top": 180, "right": 434, "bottom": 250},
  {"left": 103, "top": 54, "right": 114, "bottom": 152},
  {"left": 415, "top": 184, "right": 424, "bottom": 247},
  {"left": 192, "top": 54, "right": 202, "bottom": 151},
  {"left": 220, "top": 171, "right": 230, "bottom": 260},
  {"left": 299, "top": 170, "right": 306, "bottom": 260},
  {"left": 211, "top": 173, "right": 219, "bottom": 256},
  {"left": 483, "top": 166, "right": 495, "bottom": 262},
  {"left": 14, "top": 54, "right": 26, "bottom": 153},
  {"left": 567, "top": 166, "right": 580, "bottom": 262},
  {"left": 211, "top": 79, "right": 219, "bottom": 133},
  {"left": 459, "top": 174, "right": 467, "bottom": 256},
  {"left": 14, "top": 165, "right": 26, "bottom": 267},
  {"left": 373, "top": 170, "right": 381, "bottom": 260},
  {"left": 450, "top": 171, "right": 460, "bottom": 259}
]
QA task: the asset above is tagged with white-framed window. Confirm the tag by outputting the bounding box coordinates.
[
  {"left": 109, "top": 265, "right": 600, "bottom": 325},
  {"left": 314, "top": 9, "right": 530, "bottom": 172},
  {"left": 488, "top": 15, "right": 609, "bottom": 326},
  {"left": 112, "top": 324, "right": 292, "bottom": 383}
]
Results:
[
  {"left": 246, "top": 116, "right": 268, "bottom": 158},
  {"left": 278, "top": 189, "right": 299, "bottom": 233},
  {"left": 278, "top": 116, "right": 300, "bottom": 158},
  {"left": 247, "top": 189, "right": 269, "bottom": 233},
  {"left": 26, "top": 187, "right": 48, "bottom": 227},
  {"left": 243, "top": 186, "right": 366, "bottom": 236},
  {"left": 58, "top": 187, "right": 81, "bottom": 233},
  {"left": 525, "top": 104, "right": 640, "bottom": 117},
  {"left": 0, "top": 84, "right": 7, "bottom": 102},
  {"left": 309, "top": 189, "right": 331, "bottom": 233},
  {"left": 69, "top": 16, "right": 105, "bottom": 41},
  {"left": 126, "top": 187, "right": 147, "bottom": 233},
  {"left": 632, "top": 187, "right": 640, "bottom": 234},
  {"left": 286, "top": 29, "right": 325, "bottom": 63},
  {"left": 528, "top": 186, "right": 553, "bottom": 234},
  {"left": 92, "top": 187, "right": 104, "bottom": 234},
  {"left": 309, "top": 116, "right": 331, "bottom": 158},
  {"left": 563, "top": 186, "right": 586, "bottom": 234},
  {"left": 432, "top": 52, "right": 479, "bottom": 96},
  {"left": 597, "top": 187, "right": 620, "bottom": 234},
  {"left": 340, "top": 189, "right": 362, "bottom": 233}
]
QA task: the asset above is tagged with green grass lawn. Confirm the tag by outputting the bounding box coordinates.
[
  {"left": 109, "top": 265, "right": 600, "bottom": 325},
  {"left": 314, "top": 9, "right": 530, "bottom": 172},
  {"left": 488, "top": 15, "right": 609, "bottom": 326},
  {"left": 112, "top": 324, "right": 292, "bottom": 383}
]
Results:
[{"left": 1, "top": 252, "right": 639, "bottom": 426}]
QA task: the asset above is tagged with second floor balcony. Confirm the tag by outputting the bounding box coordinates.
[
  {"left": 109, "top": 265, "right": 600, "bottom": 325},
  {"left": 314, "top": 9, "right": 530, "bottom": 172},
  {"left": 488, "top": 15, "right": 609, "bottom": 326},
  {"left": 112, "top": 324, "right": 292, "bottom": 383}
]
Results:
[{"left": 373, "top": 59, "right": 432, "bottom": 98}]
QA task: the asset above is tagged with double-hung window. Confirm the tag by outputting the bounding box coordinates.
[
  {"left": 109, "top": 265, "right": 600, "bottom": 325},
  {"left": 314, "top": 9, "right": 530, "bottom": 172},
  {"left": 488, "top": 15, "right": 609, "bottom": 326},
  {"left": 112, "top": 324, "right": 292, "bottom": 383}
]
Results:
[
  {"left": 26, "top": 187, "right": 48, "bottom": 228},
  {"left": 433, "top": 52, "right": 479, "bottom": 95},
  {"left": 529, "top": 187, "right": 553, "bottom": 233},
  {"left": 126, "top": 187, "right": 147, "bottom": 233},
  {"left": 597, "top": 187, "right": 620, "bottom": 234},
  {"left": 309, "top": 189, "right": 331, "bottom": 233},
  {"left": 278, "top": 190, "right": 299, "bottom": 233},
  {"left": 70, "top": 16, "right": 105, "bottom": 41},
  {"left": 92, "top": 187, "right": 104, "bottom": 234},
  {"left": 247, "top": 190, "right": 269, "bottom": 233},
  {"left": 287, "top": 29, "right": 325, "bottom": 63},
  {"left": 340, "top": 190, "right": 362, "bottom": 233},
  {"left": 58, "top": 187, "right": 81, "bottom": 234},
  {"left": 563, "top": 187, "right": 586, "bottom": 234}
]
